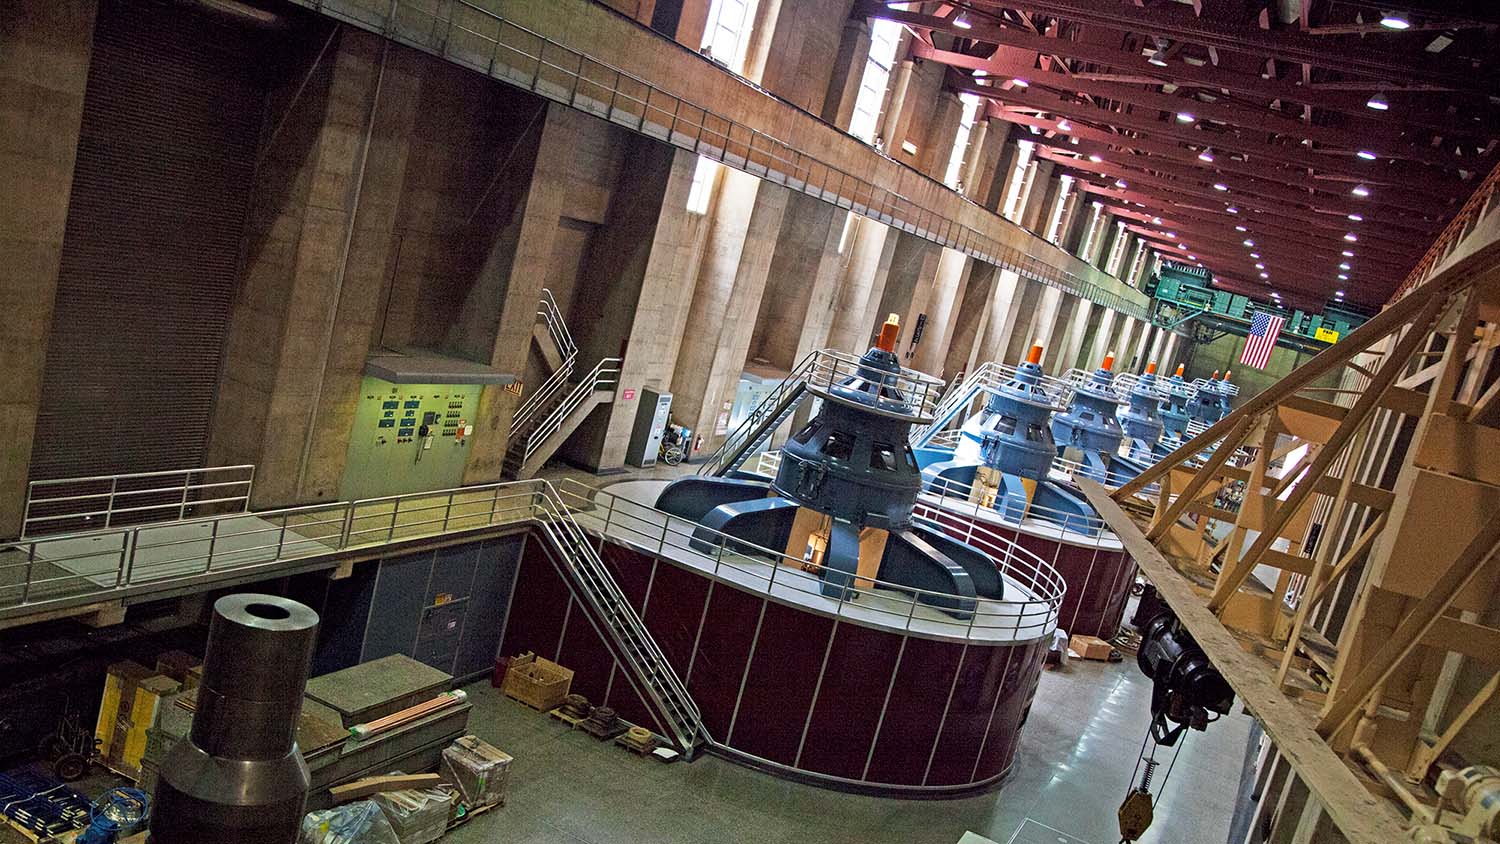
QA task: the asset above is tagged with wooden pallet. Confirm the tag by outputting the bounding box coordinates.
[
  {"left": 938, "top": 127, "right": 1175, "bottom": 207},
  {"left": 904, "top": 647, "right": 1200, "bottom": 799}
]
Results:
[
  {"left": 446, "top": 797, "right": 503, "bottom": 831},
  {"left": 548, "top": 709, "right": 587, "bottom": 729}
]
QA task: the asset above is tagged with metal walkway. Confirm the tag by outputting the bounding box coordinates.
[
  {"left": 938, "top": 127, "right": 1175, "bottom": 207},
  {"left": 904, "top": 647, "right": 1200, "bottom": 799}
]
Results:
[{"left": 0, "top": 477, "right": 707, "bottom": 753}]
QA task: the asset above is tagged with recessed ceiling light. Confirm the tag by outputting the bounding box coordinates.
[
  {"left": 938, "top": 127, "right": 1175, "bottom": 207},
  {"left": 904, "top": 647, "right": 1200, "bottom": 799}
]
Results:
[
  {"left": 1270, "top": 291, "right": 1280, "bottom": 298},
  {"left": 1366, "top": 93, "right": 1390, "bottom": 111},
  {"left": 1379, "top": 13, "right": 1411, "bottom": 30},
  {"left": 1011, "top": 78, "right": 1029, "bottom": 87},
  {"left": 1148, "top": 51, "right": 1168, "bottom": 67},
  {"left": 1335, "top": 290, "right": 1345, "bottom": 297},
  {"left": 1357, "top": 150, "right": 1378, "bottom": 160},
  {"left": 1198, "top": 150, "right": 1214, "bottom": 162},
  {"left": 1338, "top": 273, "right": 1349, "bottom": 280},
  {"left": 1152, "top": 217, "right": 1162, "bottom": 224},
  {"left": 1250, "top": 252, "right": 1261, "bottom": 258},
  {"left": 1339, "top": 262, "right": 1351, "bottom": 270},
  {"left": 1115, "top": 179, "right": 1128, "bottom": 188},
  {"left": 1347, "top": 213, "right": 1363, "bottom": 221},
  {"left": 1165, "top": 232, "right": 1176, "bottom": 238},
  {"left": 1344, "top": 232, "right": 1358, "bottom": 241},
  {"left": 1058, "top": 119, "right": 1072, "bottom": 130},
  {"left": 1227, "top": 206, "right": 1239, "bottom": 214},
  {"left": 974, "top": 70, "right": 989, "bottom": 78},
  {"left": 1259, "top": 272, "right": 1269, "bottom": 279},
  {"left": 1243, "top": 239, "right": 1255, "bottom": 246},
  {"left": 1235, "top": 225, "right": 1247, "bottom": 232},
  {"left": 1188, "top": 255, "right": 1197, "bottom": 260},
  {"left": 1213, "top": 183, "right": 1228, "bottom": 191},
  {"left": 1351, "top": 185, "right": 1371, "bottom": 197},
  {"left": 953, "top": 15, "right": 973, "bottom": 29},
  {"left": 1086, "top": 154, "right": 1101, "bottom": 163},
  {"left": 1254, "top": 263, "right": 1265, "bottom": 269},
  {"left": 1342, "top": 250, "right": 1354, "bottom": 257},
  {"left": 1176, "top": 113, "right": 1195, "bottom": 123}
]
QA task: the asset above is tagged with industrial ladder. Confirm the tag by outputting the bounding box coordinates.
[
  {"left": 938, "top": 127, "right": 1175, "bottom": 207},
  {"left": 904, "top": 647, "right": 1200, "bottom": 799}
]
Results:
[
  {"left": 696, "top": 350, "right": 819, "bottom": 477},
  {"left": 530, "top": 485, "right": 707, "bottom": 755}
]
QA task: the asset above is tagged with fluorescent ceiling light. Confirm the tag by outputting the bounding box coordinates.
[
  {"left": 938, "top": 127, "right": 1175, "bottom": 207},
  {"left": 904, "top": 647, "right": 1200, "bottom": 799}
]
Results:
[
  {"left": 1351, "top": 185, "right": 1370, "bottom": 197},
  {"left": 1176, "top": 113, "right": 1195, "bottom": 123},
  {"left": 953, "top": 15, "right": 973, "bottom": 29},
  {"left": 1342, "top": 250, "right": 1354, "bottom": 257},
  {"left": 1198, "top": 150, "right": 1214, "bottom": 162},
  {"left": 1011, "top": 78, "right": 1029, "bottom": 87},
  {"left": 1339, "top": 262, "right": 1351, "bottom": 270},
  {"left": 1347, "top": 213, "right": 1363, "bottom": 221},
  {"left": 1243, "top": 239, "right": 1255, "bottom": 246},
  {"left": 1379, "top": 13, "right": 1410, "bottom": 30},
  {"left": 1344, "top": 232, "right": 1358, "bottom": 241},
  {"left": 1357, "top": 150, "right": 1378, "bottom": 160},
  {"left": 1366, "top": 93, "right": 1389, "bottom": 111},
  {"left": 1213, "top": 183, "right": 1228, "bottom": 191},
  {"left": 1088, "top": 154, "right": 1102, "bottom": 162}
]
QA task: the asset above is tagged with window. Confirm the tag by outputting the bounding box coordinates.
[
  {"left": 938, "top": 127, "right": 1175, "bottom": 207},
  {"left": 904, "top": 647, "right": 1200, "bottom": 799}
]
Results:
[
  {"left": 822, "top": 431, "right": 855, "bottom": 461},
  {"left": 686, "top": 156, "right": 720, "bottom": 214},
  {"left": 943, "top": 94, "right": 983, "bottom": 190},
  {"left": 837, "top": 211, "right": 857, "bottom": 254},
  {"left": 1077, "top": 201, "right": 1103, "bottom": 260},
  {"left": 1000, "top": 140, "right": 1036, "bottom": 222},
  {"left": 792, "top": 420, "right": 821, "bottom": 444},
  {"left": 1045, "top": 175, "right": 1073, "bottom": 243},
  {"left": 870, "top": 442, "right": 899, "bottom": 472},
  {"left": 848, "top": 19, "right": 903, "bottom": 143},
  {"left": 1105, "top": 221, "right": 1129, "bottom": 275},
  {"left": 701, "top": 0, "right": 761, "bottom": 74},
  {"left": 903, "top": 444, "right": 919, "bottom": 470}
]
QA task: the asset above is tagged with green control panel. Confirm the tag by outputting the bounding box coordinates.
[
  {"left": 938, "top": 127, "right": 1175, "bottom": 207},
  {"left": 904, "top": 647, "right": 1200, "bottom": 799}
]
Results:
[{"left": 339, "top": 377, "right": 483, "bottom": 501}]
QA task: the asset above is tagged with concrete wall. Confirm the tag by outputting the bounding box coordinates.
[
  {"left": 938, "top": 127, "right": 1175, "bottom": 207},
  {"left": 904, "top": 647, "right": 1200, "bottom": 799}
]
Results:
[{"left": 0, "top": 0, "right": 96, "bottom": 536}]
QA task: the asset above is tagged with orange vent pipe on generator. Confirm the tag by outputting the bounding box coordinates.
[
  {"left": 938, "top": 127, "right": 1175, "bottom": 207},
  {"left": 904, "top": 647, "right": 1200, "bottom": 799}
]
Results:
[
  {"left": 1175, "top": 364, "right": 1186, "bottom": 377},
  {"left": 1101, "top": 352, "right": 1115, "bottom": 371},
  {"left": 1027, "top": 344, "right": 1044, "bottom": 365},
  {"left": 1145, "top": 362, "right": 1158, "bottom": 375},
  {"left": 876, "top": 314, "right": 900, "bottom": 353}
]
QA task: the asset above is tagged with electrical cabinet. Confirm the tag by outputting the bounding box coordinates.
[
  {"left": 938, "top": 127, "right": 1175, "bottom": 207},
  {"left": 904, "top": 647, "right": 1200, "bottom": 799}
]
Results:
[
  {"left": 339, "top": 378, "right": 483, "bottom": 501},
  {"left": 626, "top": 389, "right": 672, "bottom": 468}
]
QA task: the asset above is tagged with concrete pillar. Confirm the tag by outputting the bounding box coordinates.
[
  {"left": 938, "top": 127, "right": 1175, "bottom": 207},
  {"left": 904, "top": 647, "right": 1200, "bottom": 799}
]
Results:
[
  {"left": 981, "top": 132, "right": 1020, "bottom": 213},
  {"left": 1019, "top": 162, "right": 1058, "bottom": 233},
  {"left": 0, "top": 0, "right": 97, "bottom": 536},
  {"left": 1087, "top": 307, "right": 1118, "bottom": 371},
  {"left": 210, "top": 32, "right": 422, "bottom": 506},
  {"left": 977, "top": 268, "right": 1023, "bottom": 364},
  {"left": 1002, "top": 278, "right": 1048, "bottom": 364},
  {"left": 943, "top": 262, "right": 997, "bottom": 379},
  {"left": 819, "top": 17, "right": 870, "bottom": 129},
  {"left": 873, "top": 233, "right": 940, "bottom": 358},
  {"left": 1146, "top": 326, "right": 1169, "bottom": 371},
  {"left": 748, "top": 191, "right": 845, "bottom": 371},
  {"left": 877, "top": 59, "right": 914, "bottom": 151},
  {"left": 910, "top": 247, "right": 969, "bottom": 376},
  {"left": 1041, "top": 293, "right": 1077, "bottom": 375},
  {"left": 670, "top": 169, "right": 790, "bottom": 451},
  {"left": 958, "top": 118, "right": 989, "bottom": 198},
  {"left": 1061, "top": 299, "right": 1094, "bottom": 373},
  {"left": 826, "top": 214, "right": 896, "bottom": 352},
  {"left": 578, "top": 147, "right": 705, "bottom": 469},
  {"left": 916, "top": 91, "right": 963, "bottom": 180}
]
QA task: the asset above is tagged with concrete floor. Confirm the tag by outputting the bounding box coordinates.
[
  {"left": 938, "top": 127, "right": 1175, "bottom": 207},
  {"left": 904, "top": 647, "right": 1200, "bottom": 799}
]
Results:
[{"left": 448, "top": 656, "right": 1254, "bottom": 844}]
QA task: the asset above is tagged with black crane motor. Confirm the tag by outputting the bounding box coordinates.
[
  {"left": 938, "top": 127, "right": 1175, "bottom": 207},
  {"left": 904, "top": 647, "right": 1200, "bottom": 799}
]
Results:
[{"left": 1136, "top": 610, "right": 1234, "bottom": 745}]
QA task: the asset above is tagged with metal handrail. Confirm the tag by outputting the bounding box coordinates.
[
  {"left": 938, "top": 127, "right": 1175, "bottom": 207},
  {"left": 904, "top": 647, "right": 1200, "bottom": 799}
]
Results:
[
  {"left": 555, "top": 480, "right": 1064, "bottom": 642},
  {"left": 512, "top": 289, "right": 579, "bottom": 436},
  {"left": 519, "top": 357, "right": 622, "bottom": 464},
  {"left": 290, "top": 0, "right": 1152, "bottom": 321},
  {"left": 23, "top": 465, "right": 256, "bottom": 537},
  {"left": 699, "top": 348, "right": 946, "bottom": 476}
]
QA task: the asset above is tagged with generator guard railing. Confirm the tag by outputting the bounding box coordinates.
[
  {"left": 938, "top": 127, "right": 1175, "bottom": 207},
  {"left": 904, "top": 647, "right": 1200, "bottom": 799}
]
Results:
[
  {"left": 23, "top": 465, "right": 257, "bottom": 537},
  {"left": 554, "top": 479, "right": 1064, "bottom": 643},
  {"left": 289, "top": 0, "right": 1152, "bottom": 321}
]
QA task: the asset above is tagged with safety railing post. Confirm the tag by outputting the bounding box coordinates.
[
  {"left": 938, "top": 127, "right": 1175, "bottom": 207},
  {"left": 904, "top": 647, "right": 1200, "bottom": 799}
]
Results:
[
  {"left": 179, "top": 473, "right": 191, "bottom": 520},
  {"left": 340, "top": 504, "right": 356, "bottom": 549},
  {"left": 106, "top": 476, "right": 119, "bottom": 528},
  {"left": 205, "top": 518, "right": 220, "bottom": 574},
  {"left": 20, "top": 542, "right": 36, "bottom": 605},
  {"left": 121, "top": 531, "right": 136, "bottom": 586}
]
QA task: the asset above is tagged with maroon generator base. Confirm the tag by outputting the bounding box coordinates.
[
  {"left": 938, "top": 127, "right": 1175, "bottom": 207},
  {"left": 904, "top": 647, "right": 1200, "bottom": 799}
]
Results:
[
  {"left": 499, "top": 532, "right": 1050, "bottom": 797},
  {"left": 926, "top": 508, "right": 1137, "bottom": 640}
]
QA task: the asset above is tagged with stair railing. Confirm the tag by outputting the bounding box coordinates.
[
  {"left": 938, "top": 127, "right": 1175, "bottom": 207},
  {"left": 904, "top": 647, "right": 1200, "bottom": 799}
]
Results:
[
  {"left": 512, "top": 290, "right": 579, "bottom": 437},
  {"left": 528, "top": 480, "right": 706, "bottom": 751},
  {"left": 519, "top": 357, "right": 622, "bottom": 466}
]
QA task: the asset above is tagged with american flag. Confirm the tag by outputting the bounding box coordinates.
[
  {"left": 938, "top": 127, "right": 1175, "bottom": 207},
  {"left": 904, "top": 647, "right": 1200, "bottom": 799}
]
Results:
[{"left": 1240, "top": 311, "right": 1286, "bottom": 370}]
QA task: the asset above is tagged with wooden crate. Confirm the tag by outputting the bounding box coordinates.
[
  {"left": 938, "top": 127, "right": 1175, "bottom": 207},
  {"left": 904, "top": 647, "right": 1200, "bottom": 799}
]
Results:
[{"left": 501, "top": 653, "right": 573, "bottom": 712}]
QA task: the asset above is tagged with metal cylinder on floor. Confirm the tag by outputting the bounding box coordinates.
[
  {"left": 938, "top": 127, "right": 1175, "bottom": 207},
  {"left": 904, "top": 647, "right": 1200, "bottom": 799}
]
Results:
[{"left": 149, "top": 593, "right": 319, "bottom": 844}]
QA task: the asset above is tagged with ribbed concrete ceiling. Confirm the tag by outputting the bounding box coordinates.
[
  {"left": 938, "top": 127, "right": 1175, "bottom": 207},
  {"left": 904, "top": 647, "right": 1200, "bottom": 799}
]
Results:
[{"left": 857, "top": 0, "right": 1500, "bottom": 308}]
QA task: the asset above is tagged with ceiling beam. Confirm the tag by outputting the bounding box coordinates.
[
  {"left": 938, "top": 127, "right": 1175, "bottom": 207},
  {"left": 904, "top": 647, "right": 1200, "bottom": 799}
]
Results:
[
  {"left": 957, "top": 0, "right": 1495, "bottom": 94},
  {"left": 1002, "top": 111, "right": 1451, "bottom": 219},
  {"left": 911, "top": 43, "right": 1466, "bottom": 169},
  {"left": 958, "top": 79, "right": 1466, "bottom": 190},
  {"left": 854, "top": 1, "right": 1496, "bottom": 138}
]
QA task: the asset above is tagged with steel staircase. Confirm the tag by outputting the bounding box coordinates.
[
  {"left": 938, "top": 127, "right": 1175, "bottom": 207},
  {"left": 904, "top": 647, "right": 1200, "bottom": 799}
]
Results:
[
  {"left": 529, "top": 483, "right": 706, "bottom": 754},
  {"left": 697, "top": 350, "right": 820, "bottom": 477}
]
